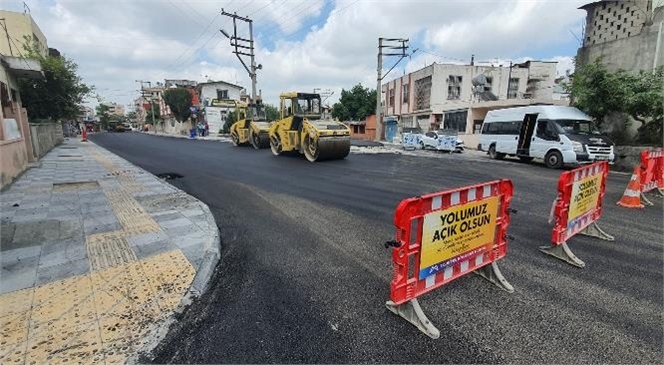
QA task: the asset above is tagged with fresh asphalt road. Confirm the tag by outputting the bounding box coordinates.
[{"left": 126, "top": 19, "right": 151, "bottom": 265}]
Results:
[{"left": 90, "top": 132, "right": 663, "bottom": 364}]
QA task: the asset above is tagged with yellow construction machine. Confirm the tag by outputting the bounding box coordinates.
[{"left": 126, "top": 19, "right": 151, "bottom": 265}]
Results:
[
  {"left": 268, "top": 92, "right": 350, "bottom": 162},
  {"left": 229, "top": 101, "right": 271, "bottom": 149}
]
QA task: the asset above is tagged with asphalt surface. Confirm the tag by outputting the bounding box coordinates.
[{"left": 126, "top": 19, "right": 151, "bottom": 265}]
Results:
[{"left": 90, "top": 132, "right": 663, "bottom": 364}]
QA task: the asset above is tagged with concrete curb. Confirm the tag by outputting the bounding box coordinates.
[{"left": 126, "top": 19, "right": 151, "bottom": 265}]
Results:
[{"left": 188, "top": 200, "right": 220, "bottom": 296}]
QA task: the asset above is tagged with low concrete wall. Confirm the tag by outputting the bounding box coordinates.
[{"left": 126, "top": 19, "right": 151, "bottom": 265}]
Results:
[
  {"left": 29, "top": 123, "right": 64, "bottom": 159},
  {"left": 0, "top": 139, "right": 29, "bottom": 189},
  {"left": 612, "top": 146, "right": 659, "bottom": 172}
]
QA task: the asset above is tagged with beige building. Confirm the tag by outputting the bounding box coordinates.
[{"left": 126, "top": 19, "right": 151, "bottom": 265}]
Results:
[
  {"left": 102, "top": 102, "right": 125, "bottom": 117},
  {"left": 0, "top": 10, "right": 48, "bottom": 57},
  {"left": 381, "top": 60, "right": 564, "bottom": 147}
]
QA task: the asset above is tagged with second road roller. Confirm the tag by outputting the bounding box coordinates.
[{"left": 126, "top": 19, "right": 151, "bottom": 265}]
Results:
[
  {"left": 268, "top": 92, "right": 351, "bottom": 162},
  {"left": 229, "top": 100, "right": 272, "bottom": 149}
]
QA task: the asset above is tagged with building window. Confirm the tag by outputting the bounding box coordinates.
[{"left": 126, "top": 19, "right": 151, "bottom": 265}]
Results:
[
  {"left": 508, "top": 78, "right": 519, "bottom": 99},
  {"left": 443, "top": 110, "right": 467, "bottom": 133},
  {"left": 402, "top": 83, "right": 409, "bottom": 103},
  {"left": 447, "top": 75, "right": 462, "bottom": 100},
  {"left": 414, "top": 76, "right": 432, "bottom": 110},
  {"left": 216, "top": 89, "right": 229, "bottom": 99},
  {"left": 388, "top": 88, "right": 395, "bottom": 107}
]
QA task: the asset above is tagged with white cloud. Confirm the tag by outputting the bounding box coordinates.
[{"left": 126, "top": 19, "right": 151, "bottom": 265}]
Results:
[{"left": 4, "top": 0, "right": 587, "bottom": 110}]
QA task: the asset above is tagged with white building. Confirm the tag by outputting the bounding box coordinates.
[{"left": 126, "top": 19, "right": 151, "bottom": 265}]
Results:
[
  {"left": 196, "top": 81, "right": 246, "bottom": 133},
  {"left": 196, "top": 81, "right": 245, "bottom": 107},
  {"left": 381, "top": 60, "right": 566, "bottom": 148}
]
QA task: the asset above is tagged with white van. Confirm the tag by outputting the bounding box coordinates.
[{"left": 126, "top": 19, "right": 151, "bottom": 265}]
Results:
[{"left": 478, "top": 106, "right": 615, "bottom": 169}]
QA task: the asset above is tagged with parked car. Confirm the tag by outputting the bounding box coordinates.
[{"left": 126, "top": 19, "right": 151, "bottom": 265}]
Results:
[
  {"left": 114, "top": 124, "right": 125, "bottom": 132},
  {"left": 420, "top": 130, "right": 464, "bottom": 153},
  {"left": 122, "top": 123, "right": 133, "bottom": 132}
]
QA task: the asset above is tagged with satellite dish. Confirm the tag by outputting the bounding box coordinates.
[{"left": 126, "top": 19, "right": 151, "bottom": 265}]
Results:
[{"left": 472, "top": 74, "right": 487, "bottom": 87}]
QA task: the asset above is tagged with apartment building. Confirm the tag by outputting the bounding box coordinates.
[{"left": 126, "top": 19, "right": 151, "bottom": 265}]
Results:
[{"left": 381, "top": 60, "right": 564, "bottom": 147}]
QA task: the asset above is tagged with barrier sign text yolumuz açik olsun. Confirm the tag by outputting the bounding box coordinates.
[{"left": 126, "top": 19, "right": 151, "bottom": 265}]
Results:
[{"left": 419, "top": 196, "right": 499, "bottom": 280}]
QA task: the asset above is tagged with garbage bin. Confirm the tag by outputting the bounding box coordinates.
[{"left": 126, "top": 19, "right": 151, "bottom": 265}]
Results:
[{"left": 189, "top": 128, "right": 197, "bottom": 139}]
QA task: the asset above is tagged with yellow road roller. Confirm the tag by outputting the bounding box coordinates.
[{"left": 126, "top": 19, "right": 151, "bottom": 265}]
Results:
[
  {"left": 268, "top": 92, "right": 351, "bottom": 162},
  {"left": 229, "top": 101, "right": 272, "bottom": 149}
]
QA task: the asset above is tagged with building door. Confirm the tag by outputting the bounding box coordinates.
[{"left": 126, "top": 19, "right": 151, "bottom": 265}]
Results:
[
  {"left": 517, "top": 113, "right": 538, "bottom": 156},
  {"left": 386, "top": 123, "right": 397, "bottom": 142}
]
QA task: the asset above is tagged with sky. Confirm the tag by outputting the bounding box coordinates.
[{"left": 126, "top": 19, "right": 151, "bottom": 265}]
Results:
[{"left": 2, "top": 0, "right": 594, "bottom": 111}]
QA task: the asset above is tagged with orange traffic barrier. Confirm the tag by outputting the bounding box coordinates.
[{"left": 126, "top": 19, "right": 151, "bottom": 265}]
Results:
[
  {"left": 639, "top": 149, "right": 664, "bottom": 205},
  {"left": 81, "top": 128, "right": 88, "bottom": 142},
  {"left": 616, "top": 167, "right": 645, "bottom": 209},
  {"left": 544, "top": 162, "right": 613, "bottom": 267},
  {"left": 386, "top": 180, "right": 515, "bottom": 338}
]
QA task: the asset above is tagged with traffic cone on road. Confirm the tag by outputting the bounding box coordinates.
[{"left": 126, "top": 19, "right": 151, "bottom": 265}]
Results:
[
  {"left": 616, "top": 166, "right": 644, "bottom": 208},
  {"left": 81, "top": 128, "right": 88, "bottom": 142}
]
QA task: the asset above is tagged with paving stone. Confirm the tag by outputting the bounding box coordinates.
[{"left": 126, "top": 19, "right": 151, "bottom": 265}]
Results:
[
  {"left": 39, "top": 241, "right": 87, "bottom": 268},
  {"left": 12, "top": 220, "right": 60, "bottom": 247},
  {"left": 35, "top": 258, "right": 89, "bottom": 286},
  {"left": 158, "top": 218, "right": 191, "bottom": 229},
  {"left": 126, "top": 231, "right": 170, "bottom": 248}
]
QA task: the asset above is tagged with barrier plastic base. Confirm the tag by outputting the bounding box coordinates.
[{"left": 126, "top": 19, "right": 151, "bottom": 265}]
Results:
[
  {"left": 473, "top": 262, "right": 514, "bottom": 293},
  {"left": 641, "top": 192, "right": 655, "bottom": 206},
  {"left": 579, "top": 222, "right": 615, "bottom": 241},
  {"left": 386, "top": 299, "right": 440, "bottom": 339},
  {"left": 540, "top": 242, "right": 585, "bottom": 268}
]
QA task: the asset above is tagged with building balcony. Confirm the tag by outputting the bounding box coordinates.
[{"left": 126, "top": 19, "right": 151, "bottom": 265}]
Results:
[{"left": 1, "top": 56, "right": 43, "bottom": 79}]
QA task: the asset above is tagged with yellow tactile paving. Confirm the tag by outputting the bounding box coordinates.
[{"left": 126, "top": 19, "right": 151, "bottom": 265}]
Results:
[
  {"left": 0, "top": 288, "right": 34, "bottom": 317},
  {"left": 0, "top": 249, "right": 195, "bottom": 364},
  {"left": 141, "top": 251, "right": 196, "bottom": 313},
  {"left": 25, "top": 322, "right": 103, "bottom": 365},
  {"left": 0, "top": 340, "right": 27, "bottom": 364},
  {"left": 86, "top": 232, "right": 138, "bottom": 272}
]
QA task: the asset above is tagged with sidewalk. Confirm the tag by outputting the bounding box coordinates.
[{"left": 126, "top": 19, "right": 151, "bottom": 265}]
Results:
[{"left": 0, "top": 138, "right": 220, "bottom": 364}]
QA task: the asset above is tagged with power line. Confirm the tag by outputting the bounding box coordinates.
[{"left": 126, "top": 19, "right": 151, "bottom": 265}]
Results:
[
  {"left": 166, "top": 0, "right": 249, "bottom": 72},
  {"left": 277, "top": 0, "right": 357, "bottom": 42},
  {"left": 255, "top": 0, "right": 327, "bottom": 37}
]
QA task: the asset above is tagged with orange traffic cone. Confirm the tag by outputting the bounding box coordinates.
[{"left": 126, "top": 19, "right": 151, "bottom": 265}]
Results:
[
  {"left": 616, "top": 166, "right": 644, "bottom": 208},
  {"left": 81, "top": 128, "right": 88, "bottom": 142}
]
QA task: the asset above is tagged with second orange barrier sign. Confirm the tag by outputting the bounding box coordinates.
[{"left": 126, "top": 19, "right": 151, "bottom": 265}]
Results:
[
  {"left": 386, "top": 180, "right": 515, "bottom": 339},
  {"left": 544, "top": 161, "right": 613, "bottom": 267}
]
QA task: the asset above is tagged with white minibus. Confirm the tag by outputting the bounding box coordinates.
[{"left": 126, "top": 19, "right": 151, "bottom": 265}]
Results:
[{"left": 478, "top": 106, "right": 615, "bottom": 169}]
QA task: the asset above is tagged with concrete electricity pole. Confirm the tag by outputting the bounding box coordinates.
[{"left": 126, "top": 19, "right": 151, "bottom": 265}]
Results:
[
  {"left": 375, "top": 37, "right": 409, "bottom": 142},
  {"left": 220, "top": 9, "right": 261, "bottom": 104},
  {"left": 136, "top": 80, "right": 155, "bottom": 126}
]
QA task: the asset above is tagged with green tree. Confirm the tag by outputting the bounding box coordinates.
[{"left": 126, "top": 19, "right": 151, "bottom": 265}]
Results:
[
  {"left": 126, "top": 110, "right": 137, "bottom": 124},
  {"left": 96, "top": 104, "right": 111, "bottom": 130},
  {"left": 567, "top": 60, "right": 663, "bottom": 145},
  {"left": 144, "top": 102, "right": 161, "bottom": 124},
  {"left": 163, "top": 88, "right": 192, "bottom": 122},
  {"left": 18, "top": 41, "right": 92, "bottom": 121},
  {"left": 265, "top": 103, "right": 279, "bottom": 121},
  {"left": 331, "top": 84, "right": 376, "bottom": 121},
  {"left": 223, "top": 110, "right": 238, "bottom": 133}
]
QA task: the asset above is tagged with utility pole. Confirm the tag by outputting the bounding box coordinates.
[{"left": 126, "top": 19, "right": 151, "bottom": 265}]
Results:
[
  {"left": 136, "top": 80, "right": 155, "bottom": 126},
  {"left": 220, "top": 9, "right": 261, "bottom": 104},
  {"left": 375, "top": 37, "right": 409, "bottom": 142}
]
